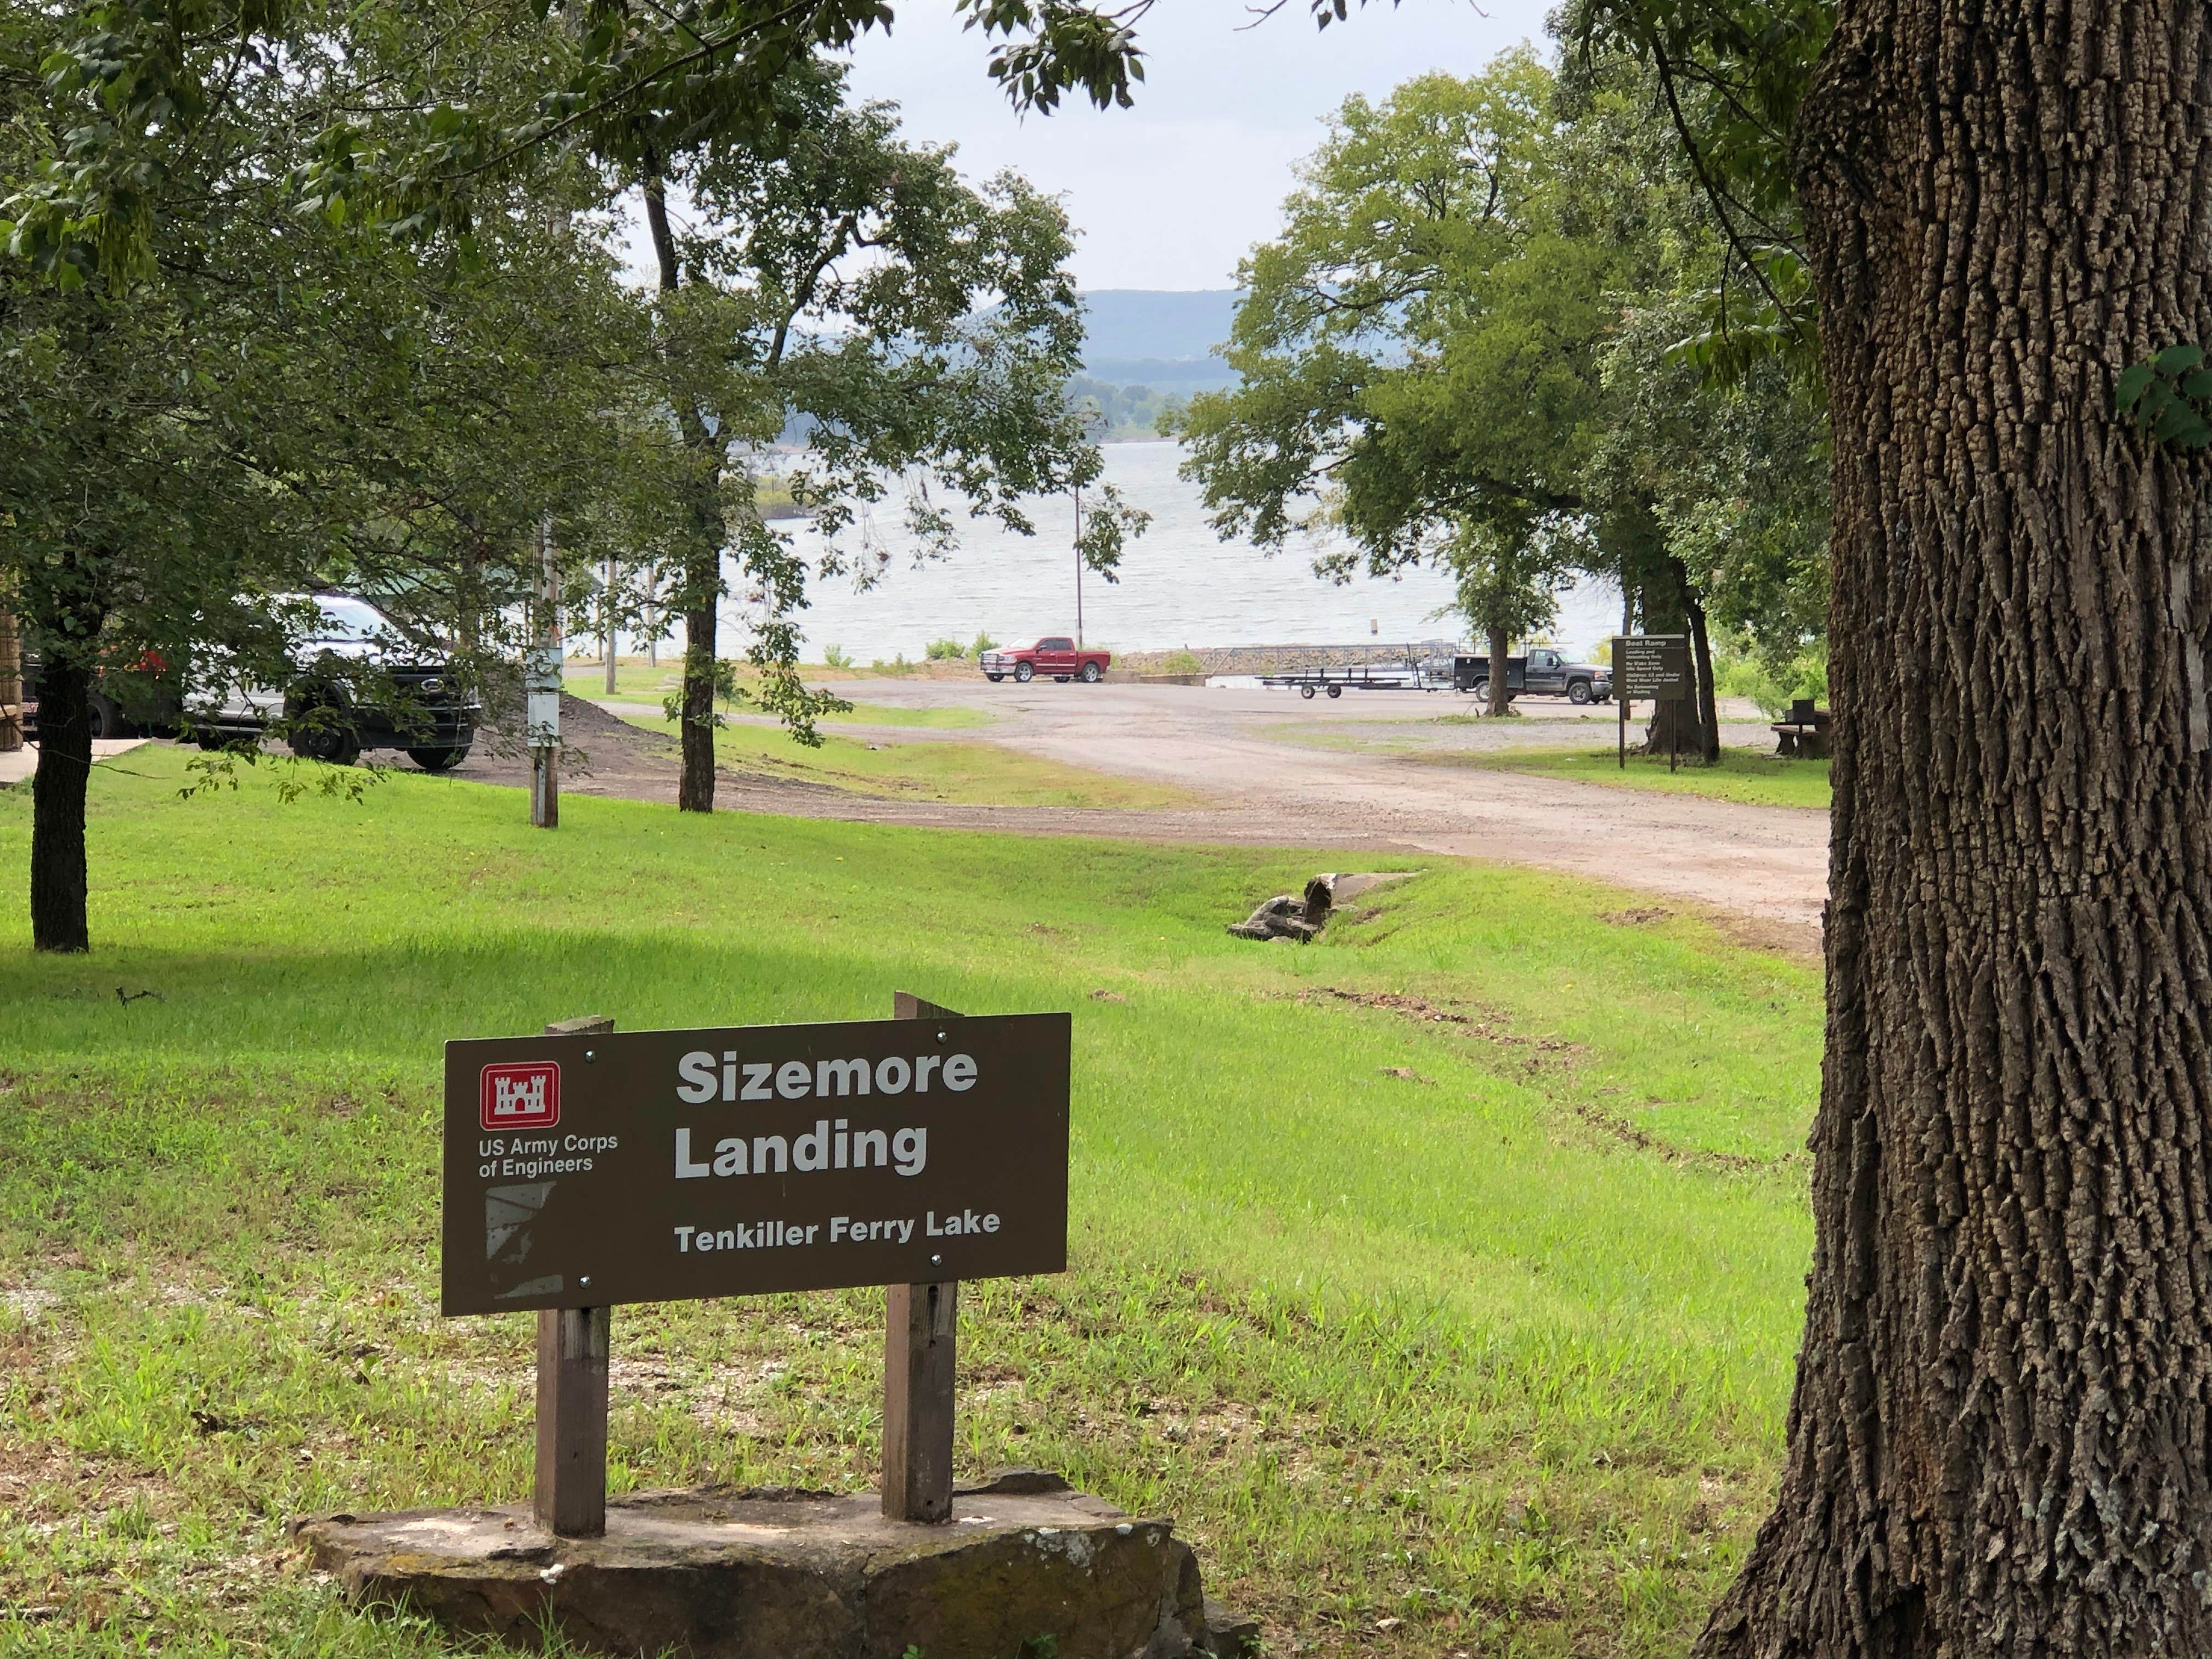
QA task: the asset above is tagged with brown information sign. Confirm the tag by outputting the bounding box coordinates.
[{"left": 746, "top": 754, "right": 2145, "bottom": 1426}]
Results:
[
  {"left": 442, "top": 1013, "right": 1070, "bottom": 1316},
  {"left": 1615, "top": 634, "right": 1690, "bottom": 701}
]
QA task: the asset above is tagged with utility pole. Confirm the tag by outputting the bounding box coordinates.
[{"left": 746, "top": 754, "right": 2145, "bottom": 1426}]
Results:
[
  {"left": 602, "top": 555, "right": 618, "bottom": 696},
  {"left": 528, "top": 517, "right": 562, "bottom": 828},
  {"left": 0, "top": 607, "right": 21, "bottom": 753},
  {"left": 1073, "top": 487, "right": 1084, "bottom": 648},
  {"left": 1620, "top": 584, "right": 1635, "bottom": 759}
]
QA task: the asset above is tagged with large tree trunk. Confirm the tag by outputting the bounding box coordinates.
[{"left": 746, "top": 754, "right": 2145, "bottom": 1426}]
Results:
[
  {"left": 0, "top": 609, "right": 22, "bottom": 753},
  {"left": 1703, "top": 3, "right": 2212, "bottom": 1655},
  {"left": 1487, "top": 624, "right": 1510, "bottom": 718},
  {"left": 1686, "top": 590, "right": 1720, "bottom": 766},
  {"left": 678, "top": 579, "right": 717, "bottom": 814},
  {"left": 1642, "top": 555, "right": 1708, "bottom": 758},
  {"left": 644, "top": 163, "right": 726, "bottom": 815},
  {"left": 603, "top": 557, "right": 618, "bottom": 697},
  {"left": 30, "top": 653, "right": 92, "bottom": 953}
]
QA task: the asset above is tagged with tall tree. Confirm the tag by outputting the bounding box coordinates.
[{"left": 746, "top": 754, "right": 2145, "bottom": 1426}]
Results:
[
  {"left": 1, "top": 1, "right": 340, "bottom": 950},
  {"left": 1563, "top": 0, "right": 1828, "bottom": 377},
  {"left": 1, "top": 0, "right": 646, "bottom": 947},
  {"left": 1171, "top": 57, "right": 1611, "bottom": 718},
  {"left": 1548, "top": 47, "right": 1829, "bottom": 760},
  {"left": 1680, "top": 0, "right": 2212, "bottom": 1649},
  {"left": 1448, "top": 517, "right": 1573, "bottom": 718},
  {"left": 1585, "top": 297, "right": 1829, "bottom": 761},
  {"left": 617, "top": 64, "right": 1117, "bottom": 812},
  {"left": 1558, "top": 0, "right": 2212, "bottom": 1646}
]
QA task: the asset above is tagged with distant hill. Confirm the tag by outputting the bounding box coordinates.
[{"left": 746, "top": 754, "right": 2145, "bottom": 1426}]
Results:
[{"left": 1079, "top": 290, "right": 1243, "bottom": 392}]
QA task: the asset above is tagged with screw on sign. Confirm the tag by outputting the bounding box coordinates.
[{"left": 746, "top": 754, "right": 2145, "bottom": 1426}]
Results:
[{"left": 442, "top": 999, "right": 1071, "bottom": 1535}]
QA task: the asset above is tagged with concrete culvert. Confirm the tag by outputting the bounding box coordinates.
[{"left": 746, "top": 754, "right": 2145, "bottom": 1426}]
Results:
[{"left": 1226, "top": 872, "right": 1420, "bottom": 941}]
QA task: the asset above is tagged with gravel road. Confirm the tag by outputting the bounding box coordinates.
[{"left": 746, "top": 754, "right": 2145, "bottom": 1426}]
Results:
[
  {"left": 445, "top": 681, "right": 1829, "bottom": 953},
  {"left": 847, "top": 679, "right": 1828, "bottom": 950}
]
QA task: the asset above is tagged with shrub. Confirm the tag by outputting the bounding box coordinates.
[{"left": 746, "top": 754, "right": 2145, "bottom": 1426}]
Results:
[
  {"left": 1712, "top": 635, "right": 1828, "bottom": 718},
  {"left": 822, "top": 644, "right": 853, "bottom": 669},
  {"left": 969, "top": 631, "right": 998, "bottom": 658},
  {"left": 924, "top": 638, "right": 967, "bottom": 661},
  {"left": 1161, "top": 650, "right": 1204, "bottom": 675}
]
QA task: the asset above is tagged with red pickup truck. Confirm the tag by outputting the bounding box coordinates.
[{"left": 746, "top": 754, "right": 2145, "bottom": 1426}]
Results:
[{"left": 978, "top": 637, "right": 1112, "bottom": 685}]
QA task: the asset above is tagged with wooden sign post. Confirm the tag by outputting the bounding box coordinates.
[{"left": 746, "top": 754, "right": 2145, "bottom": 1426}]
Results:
[
  {"left": 884, "top": 991, "right": 960, "bottom": 1522},
  {"left": 535, "top": 1015, "right": 614, "bottom": 1537}
]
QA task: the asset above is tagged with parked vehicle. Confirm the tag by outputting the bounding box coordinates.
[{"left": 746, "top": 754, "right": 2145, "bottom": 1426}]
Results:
[
  {"left": 189, "top": 593, "right": 479, "bottom": 769},
  {"left": 20, "top": 643, "right": 178, "bottom": 741},
  {"left": 1452, "top": 646, "right": 1612, "bottom": 705},
  {"left": 979, "top": 637, "right": 1113, "bottom": 684}
]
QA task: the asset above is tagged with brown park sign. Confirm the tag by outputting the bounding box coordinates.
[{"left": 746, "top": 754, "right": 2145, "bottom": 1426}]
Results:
[
  {"left": 441, "top": 1013, "right": 1071, "bottom": 1316},
  {"left": 1614, "top": 634, "right": 1691, "bottom": 701}
]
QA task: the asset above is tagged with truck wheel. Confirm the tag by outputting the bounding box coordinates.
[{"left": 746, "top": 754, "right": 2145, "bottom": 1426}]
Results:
[
  {"left": 290, "top": 724, "right": 362, "bottom": 767},
  {"left": 1568, "top": 680, "right": 1593, "bottom": 704},
  {"left": 1014, "top": 662, "right": 1034, "bottom": 683},
  {"left": 1079, "top": 662, "right": 1102, "bottom": 684},
  {"left": 1300, "top": 684, "right": 1317, "bottom": 699},
  {"left": 1327, "top": 684, "right": 1343, "bottom": 698},
  {"left": 1470, "top": 680, "right": 1489, "bottom": 704},
  {"left": 408, "top": 746, "right": 470, "bottom": 772}
]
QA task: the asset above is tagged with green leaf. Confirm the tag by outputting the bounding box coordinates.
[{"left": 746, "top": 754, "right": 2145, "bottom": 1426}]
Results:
[
  {"left": 2156, "top": 343, "right": 2204, "bottom": 375},
  {"left": 2182, "top": 370, "right": 2212, "bottom": 402},
  {"left": 2116, "top": 362, "right": 2157, "bottom": 411}
]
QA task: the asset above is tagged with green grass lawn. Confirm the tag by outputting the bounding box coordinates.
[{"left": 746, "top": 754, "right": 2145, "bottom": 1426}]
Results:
[
  {"left": 625, "top": 714, "right": 1197, "bottom": 809},
  {"left": 563, "top": 665, "right": 989, "bottom": 730},
  {"left": 817, "top": 702, "right": 991, "bottom": 730},
  {"left": 0, "top": 749, "right": 1818, "bottom": 1657},
  {"left": 1441, "top": 745, "right": 1832, "bottom": 810}
]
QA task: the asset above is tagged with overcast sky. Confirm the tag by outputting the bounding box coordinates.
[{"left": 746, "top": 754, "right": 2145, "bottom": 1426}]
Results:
[{"left": 838, "top": 0, "right": 1558, "bottom": 291}]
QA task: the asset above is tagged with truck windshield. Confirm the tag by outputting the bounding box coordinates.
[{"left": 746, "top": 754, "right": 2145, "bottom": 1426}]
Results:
[{"left": 311, "top": 596, "right": 394, "bottom": 641}]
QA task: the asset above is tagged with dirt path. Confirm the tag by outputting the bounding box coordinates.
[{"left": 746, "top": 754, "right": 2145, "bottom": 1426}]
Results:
[
  {"left": 816, "top": 680, "right": 1828, "bottom": 949},
  {"left": 450, "top": 695, "right": 1422, "bottom": 848},
  {"left": 452, "top": 687, "right": 1829, "bottom": 951}
]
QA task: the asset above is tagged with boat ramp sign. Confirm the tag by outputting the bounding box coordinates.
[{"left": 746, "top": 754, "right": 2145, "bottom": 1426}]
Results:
[{"left": 1613, "top": 634, "right": 1690, "bottom": 701}]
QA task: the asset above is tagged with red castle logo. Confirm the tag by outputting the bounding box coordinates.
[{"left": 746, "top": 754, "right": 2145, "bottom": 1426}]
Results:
[{"left": 481, "top": 1062, "right": 560, "bottom": 1131}]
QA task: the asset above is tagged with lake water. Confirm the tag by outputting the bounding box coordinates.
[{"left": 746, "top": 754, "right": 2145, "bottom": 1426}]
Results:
[{"left": 721, "top": 440, "right": 1623, "bottom": 663}]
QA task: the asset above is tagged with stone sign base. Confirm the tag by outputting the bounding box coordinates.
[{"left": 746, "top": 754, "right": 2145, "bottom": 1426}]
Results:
[{"left": 292, "top": 1471, "right": 1258, "bottom": 1659}]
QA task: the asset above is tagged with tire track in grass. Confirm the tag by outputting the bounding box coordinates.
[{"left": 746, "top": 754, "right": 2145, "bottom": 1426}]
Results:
[{"left": 1289, "top": 984, "right": 1805, "bottom": 1177}]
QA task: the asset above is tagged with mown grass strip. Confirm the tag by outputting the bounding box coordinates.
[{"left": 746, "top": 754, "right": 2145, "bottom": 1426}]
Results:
[
  {"left": 1424, "top": 745, "right": 1830, "bottom": 810},
  {"left": 621, "top": 713, "right": 1198, "bottom": 808}
]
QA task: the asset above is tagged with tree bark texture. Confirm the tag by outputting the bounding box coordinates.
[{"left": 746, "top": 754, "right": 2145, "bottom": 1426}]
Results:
[
  {"left": 1688, "top": 589, "right": 1722, "bottom": 767},
  {"left": 1488, "top": 625, "right": 1511, "bottom": 718},
  {"left": 1704, "top": 3, "right": 2212, "bottom": 1655},
  {"left": 678, "top": 586, "right": 717, "bottom": 814},
  {"left": 643, "top": 165, "right": 727, "bottom": 816},
  {"left": 0, "top": 609, "right": 23, "bottom": 752},
  {"left": 1644, "top": 555, "right": 1710, "bottom": 758},
  {"left": 30, "top": 654, "right": 92, "bottom": 952}
]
